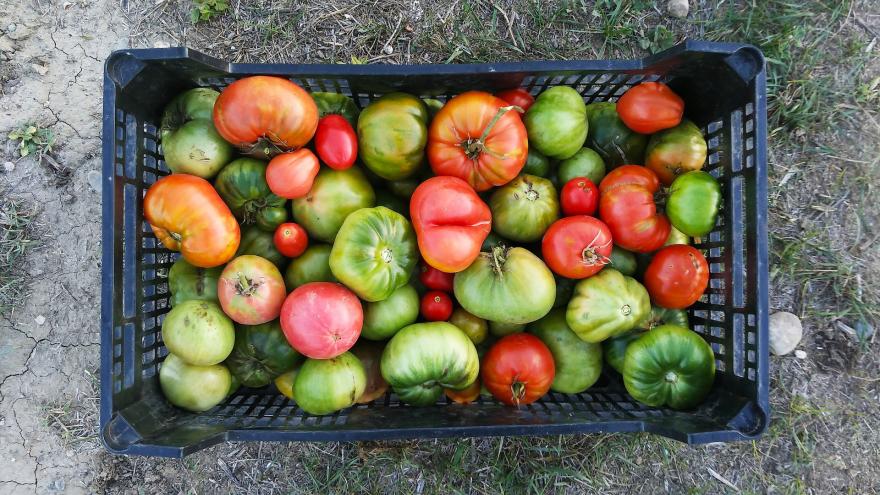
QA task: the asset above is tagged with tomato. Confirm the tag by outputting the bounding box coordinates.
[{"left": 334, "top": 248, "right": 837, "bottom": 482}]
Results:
[
  {"left": 214, "top": 158, "right": 288, "bottom": 231},
  {"left": 350, "top": 340, "right": 389, "bottom": 404},
  {"left": 449, "top": 307, "right": 488, "bottom": 344},
  {"left": 481, "top": 333, "right": 555, "bottom": 406},
  {"left": 144, "top": 174, "right": 240, "bottom": 268},
  {"left": 643, "top": 245, "right": 709, "bottom": 309},
  {"left": 524, "top": 86, "right": 588, "bottom": 160},
  {"left": 294, "top": 353, "right": 366, "bottom": 415},
  {"left": 557, "top": 147, "right": 606, "bottom": 186},
  {"left": 423, "top": 98, "right": 445, "bottom": 118},
  {"left": 213, "top": 76, "right": 318, "bottom": 157},
  {"left": 159, "top": 354, "right": 232, "bottom": 412},
  {"left": 637, "top": 305, "right": 690, "bottom": 331},
  {"left": 602, "top": 330, "right": 645, "bottom": 374},
  {"left": 489, "top": 174, "right": 559, "bottom": 242},
  {"left": 495, "top": 88, "right": 535, "bottom": 111},
  {"left": 160, "top": 88, "right": 232, "bottom": 178},
  {"left": 421, "top": 291, "right": 453, "bottom": 321},
  {"left": 274, "top": 367, "right": 299, "bottom": 400},
  {"left": 616, "top": 82, "right": 684, "bottom": 134},
  {"left": 528, "top": 308, "right": 602, "bottom": 394},
  {"left": 167, "top": 258, "right": 222, "bottom": 306},
  {"left": 445, "top": 379, "right": 482, "bottom": 404},
  {"left": 541, "top": 216, "right": 612, "bottom": 279},
  {"left": 358, "top": 92, "right": 429, "bottom": 180},
  {"left": 489, "top": 320, "right": 525, "bottom": 337},
  {"left": 374, "top": 189, "right": 407, "bottom": 217},
  {"left": 225, "top": 320, "right": 302, "bottom": 388},
  {"left": 644, "top": 120, "right": 707, "bottom": 185},
  {"left": 410, "top": 176, "right": 491, "bottom": 273},
  {"left": 283, "top": 244, "right": 336, "bottom": 290},
  {"left": 314, "top": 114, "right": 358, "bottom": 170},
  {"left": 608, "top": 245, "right": 637, "bottom": 277},
  {"left": 598, "top": 165, "right": 670, "bottom": 253},
  {"left": 361, "top": 284, "right": 420, "bottom": 340},
  {"left": 665, "top": 225, "right": 691, "bottom": 247},
  {"left": 666, "top": 171, "right": 721, "bottom": 237},
  {"left": 161, "top": 300, "right": 234, "bottom": 366},
  {"left": 280, "top": 282, "right": 362, "bottom": 359},
  {"left": 273, "top": 222, "right": 308, "bottom": 258},
  {"left": 560, "top": 177, "right": 598, "bottom": 216},
  {"left": 265, "top": 149, "right": 320, "bottom": 199},
  {"left": 312, "top": 92, "right": 359, "bottom": 128},
  {"left": 566, "top": 268, "right": 651, "bottom": 343},
  {"left": 419, "top": 262, "right": 454, "bottom": 291},
  {"left": 521, "top": 149, "right": 552, "bottom": 177},
  {"left": 584, "top": 102, "right": 648, "bottom": 168},
  {"left": 292, "top": 166, "right": 376, "bottom": 243},
  {"left": 218, "top": 255, "right": 287, "bottom": 325},
  {"left": 427, "top": 91, "right": 528, "bottom": 191},
  {"left": 236, "top": 226, "right": 287, "bottom": 270}
]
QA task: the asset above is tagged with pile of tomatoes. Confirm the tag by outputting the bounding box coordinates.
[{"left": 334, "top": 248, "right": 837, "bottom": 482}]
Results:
[{"left": 149, "top": 76, "right": 721, "bottom": 415}]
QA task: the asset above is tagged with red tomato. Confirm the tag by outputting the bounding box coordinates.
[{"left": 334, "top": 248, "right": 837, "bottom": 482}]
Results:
[
  {"left": 617, "top": 82, "right": 684, "bottom": 134},
  {"left": 280, "top": 282, "right": 362, "bottom": 359},
  {"left": 419, "top": 262, "right": 455, "bottom": 291},
  {"left": 218, "top": 255, "right": 287, "bottom": 325},
  {"left": 410, "top": 176, "right": 492, "bottom": 273},
  {"left": 481, "top": 333, "right": 555, "bottom": 406},
  {"left": 541, "top": 216, "right": 613, "bottom": 279},
  {"left": 644, "top": 245, "right": 709, "bottom": 309},
  {"left": 445, "top": 379, "right": 481, "bottom": 404},
  {"left": 314, "top": 114, "right": 357, "bottom": 170},
  {"left": 213, "top": 76, "right": 318, "bottom": 157},
  {"left": 421, "top": 291, "right": 453, "bottom": 321},
  {"left": 427, "top": 91, "right": 528, "bottom": 191},
  {"left": 560, "top": 177, "right": 599, "bottom": 216},
  {"left": 598, "top": 165, "right": 671, "bottom": 253},
  {"left": 495, "top": 88, "right": 535, "bottom": 111},
  {"left": 265, "top": 149, "right": 320, "bottom": 199},
  {"left": 144, "top": 174, "right": 240, "bottom": 268},
  {"left": 273, "top": 222, "right": 308, "bottom": 258}
]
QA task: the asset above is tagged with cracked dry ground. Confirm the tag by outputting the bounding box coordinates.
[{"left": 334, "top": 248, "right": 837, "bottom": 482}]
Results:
[{"left": 1, "top": 1, "right": 127, "bottom": 493}]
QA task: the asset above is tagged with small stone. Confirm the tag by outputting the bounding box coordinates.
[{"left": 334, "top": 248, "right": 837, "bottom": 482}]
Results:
[
  {"left": 32, "top": 63, "right": 48, "bottom": 75},
  {"left": 667, "top": 0, "right": 689, "bottom": 19},
  {"left": 6, "top": 23, "right": 30, "bottom": 41},
  {"left": 6, "top": 23, "right": 15, "bottom": 33},
  {"left": 35, "top": 315, "right": 46, "bottom": 325},
  {"left": 2, "top": 161, "right": 13, "bottom": 173},
  {"left": 382, "top": 45, "right": 393, "bottom": 55},
  {"left": 794, "top": 349, "right": 807, "bottom": 359},
  {"left": 87, "top": 170, "right": 102, "bottom": 192},
  {"left": 153, "top": 40, "right": 171, "bottom": 49},
  {"left": 769, "top": 311, "right": 803, "bottom": 356}
]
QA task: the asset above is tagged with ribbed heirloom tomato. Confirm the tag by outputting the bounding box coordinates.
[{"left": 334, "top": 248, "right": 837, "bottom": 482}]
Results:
[
  {"left": 481, "top": 333, "right": 555, "bottom": 406},
  {"left": 427, "top": 91, "right": 528, "bottom": 191},
  {"left": 616, "top": 82, "right": 684, "bottom": 134},
  {"left": 643, "top": 245, "right": 709, "bottom": 309},
  {"left": 598, "top": 165, "right": 671, "bottom": 253}
]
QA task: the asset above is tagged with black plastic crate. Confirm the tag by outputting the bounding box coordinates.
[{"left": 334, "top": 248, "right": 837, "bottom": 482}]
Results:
[{"left": 100, "top": 41, "right": 769, "bottom": 458}]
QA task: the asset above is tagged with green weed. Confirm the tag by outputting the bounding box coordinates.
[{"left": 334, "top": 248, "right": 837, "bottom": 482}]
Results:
[
  {"left": 190, "top": 0, "right": 229, "bottom": 24},
  {"left": 7, "top": 123, "right": 54, "bottom": 158}
]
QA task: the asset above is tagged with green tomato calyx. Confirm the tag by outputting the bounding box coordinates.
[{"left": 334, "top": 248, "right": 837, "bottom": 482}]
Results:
[
  {"left": 580, "top": 230, "right": 611, "bottom": 267},
  {"left": 489, "top": 245, "right": 509, "bottom": 276},
  {"left": 664, "top": 370, "right": 678, "bottom": 384},
  {"left": 511, "top": 380, "right": 526, "bottom": 406},
  {"left": 235, "top": 273, "right": 261, "bottom": 296}
]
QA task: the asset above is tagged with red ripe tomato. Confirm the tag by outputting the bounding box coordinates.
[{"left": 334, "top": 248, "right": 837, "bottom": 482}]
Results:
[
  {"left": 541, "top": 216, "right": 613, "bottom": 279},
  {"left": 273, "top": 222, "right": 308, "bottom": 258},
  {"left": 427, "top": 91, "right": 528, "bottom": 191},
  {"left": 495, "top": 88, "right": 535, "bottom": 111},
  {"left": 218, "top": 255, "right": 286, "bottom": 325},
  {"left": 617, "top": 82, "right": 684, "bottom": 134},
  {"left": 213, "top": 76, "right": 318, "bottom": 157},
  {"left": 644, "top": 245, "right": 709, "bottom": 309},
  {"left": 598, "top": 165, "right": 671, "bottom": 253},
  {"left": 265, "top": 149, "right": 320, "bottom": 199},
  {"left": 419, "top": 262, "right": 455, "bottom": 291},
  {"left": 280, "top": 282, "right": 362, "bottom": 359},
  {"left": 481, "top": 333, "right": 555, "bottom": 406},
  {"left": 314, "top": 114, "right": 357, "bottom": 170},
  {"left": 560, "top": 177, "right": 599, "bottom": 216},
  {"left": 421, "top": 291, "right": 453, "bottom": 321},
  {"left": 410, "top": 176, "right": 492, "bottom": 273},
  {"left": 445, "top": 379, "right": 481, "bottom": 404}
]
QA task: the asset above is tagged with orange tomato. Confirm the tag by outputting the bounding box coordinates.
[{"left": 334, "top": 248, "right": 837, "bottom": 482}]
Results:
[
  {"left": 445, "top": 379, "right": 482, "bottom": 404},
  {"left": 616, "top": 82, "right": 684, "bottom": 134},
  {"left": 265, "top": 149, "right": 320, "bottom": 199},
  {"left": 598, "top": 165, "right": 671, "bottom": 253}
]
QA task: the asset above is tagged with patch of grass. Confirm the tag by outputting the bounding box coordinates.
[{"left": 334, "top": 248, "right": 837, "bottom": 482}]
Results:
[
  {"left": 7, "top": 122, "right": 54, "bottom": 158},
  {"left": 0, "top": 196, "right": 39, "bottom": 315}
]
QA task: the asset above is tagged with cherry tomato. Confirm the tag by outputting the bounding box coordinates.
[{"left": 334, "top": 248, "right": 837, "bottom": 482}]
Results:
[
  {"left": 419, "top": 262, "right": 455, "bottom": 292},
  {"left": 273, "top": 222, "right": 309, "bottom": 258},
  {"left": 444, "top": 379, "right": 482, "bottom": 404},
  {"left": 560, "top": 177, "right": 599, "bottom": 216},
  {"left": 495, "top": 88, "right": 535, "bottom": 111},
  {"left": 314, "top": 114, "right": 358, "bottom": 170},
  {"left": 541, "top": 216, "right": 612, "bottom": 279},
  {"left": 421, "top": 291, "right": 453, "bottom": 321},
  {"left": 265, "top": 149, "right": 320, "bottom": 199},
  {"left": 481, "top": 333, "right": 555, "bottom": 406},
  {"left": 616, "top": 82, "right": 684, "bottom": 134},
  {"left": 644, "top": 244, "right": 709, "bottom": 309}
]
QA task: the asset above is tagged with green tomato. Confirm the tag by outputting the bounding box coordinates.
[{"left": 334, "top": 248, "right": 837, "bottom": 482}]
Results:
[
  {"left": 284, "top": 244, "right": 336, "bottom": 291},
  {"left": 481, "top": 231, "right": 510, "bottom": 251},
  {"left": 565, "top": 268, "right": 650, "bottom": 343},
  {"left": 422, "top": 98, "right": 445, "bottom": 119},
  {"left": 159, "top": 354, "right": 232, "bottom": 412},
  {"left": 488, "top": 320, "right": 525, "bottom": 337},
  {"left": 292, "top": 166, "right": 376, "bottom": 242},
  {"left": 162, "top": 300, "right": 235, "bottom": 365},
  {"left": 524, "top": 86, "right": 588, "bottom": 159},
  {"left": 585, "top": 102, "right": 648, "bottom": 168},
  {"left": 602, "top": 330, "right": 645, "bottom": 374},
  {"left": 329, "top": 206, "right": 417, "bottom": 302},
  {"left": 235, "top": 226, "right": 287, "bottom": 270},
  {"left": 608, "top": 246, "right": 637, "bottom": 277},
  {"left": 522, "top": 149, "right": 552, "bottom": 177},
  {"left": 225, "top": 320, "right": 302, "bottom": 388},
  {"left": 358, "top": 92, "right": 429, "bottom": 180},
  {"left": 160, "top": 88, "right": 233, "bottom": 179},
  {"left": 665, "top": 225, "right": 691, "bottom": 246},
  {"left": 637, "top": 305, "right": 689, "bottom": 331},
  {"left": 489, "top": 174, "right": 559, "bottom": 242},
  {"left": 311, "top": 92, "right": 360, "bottom": 128},
  {"left": 168, "top": 258, "right": 222, "bottom": 307},
  {"left": 623, "top": 325, "right": 715, "bottom": 409},
  {"left": 361, "top": 284, "right": 420, "bottom": 340},
  {"left": 552, "top": 275, "right": 576, "bottom": 308},
  {"left": 380, "top": 322, "right": 479, "bottom": 406},
  {"left": 449, "top": 308, "right": 488, "bottom": 345},
  {"left": 387, "top": 178, "right": 419, "bottom": 197},
  {"left": 454, "top": 246, "right": 556, "bottom": 324},
  {"left": 374, "top": 189, "right": 408, "bottom": 217},
  {"left": 214, "top": 158, "right": 287, "bottom": 231},
  {"left": 557, "top": 147, "right": 606, "bottom": 185},
  {"left": 528, "top": 308, "right": 602, "bottom": 393},
  {"left": 667, "top": 171, "right": 722, "bottom": 237},
  {"left": 294, "top": 353, "right": 366, "bottom": 415}
]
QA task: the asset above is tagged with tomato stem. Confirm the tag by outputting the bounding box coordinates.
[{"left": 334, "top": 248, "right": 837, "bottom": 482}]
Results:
[
  {"left": 490, "top": 245, "right": 508, "bottom": 276},
  {"left": 462, "top": 105, "right": 523, "bottom": 160}
]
